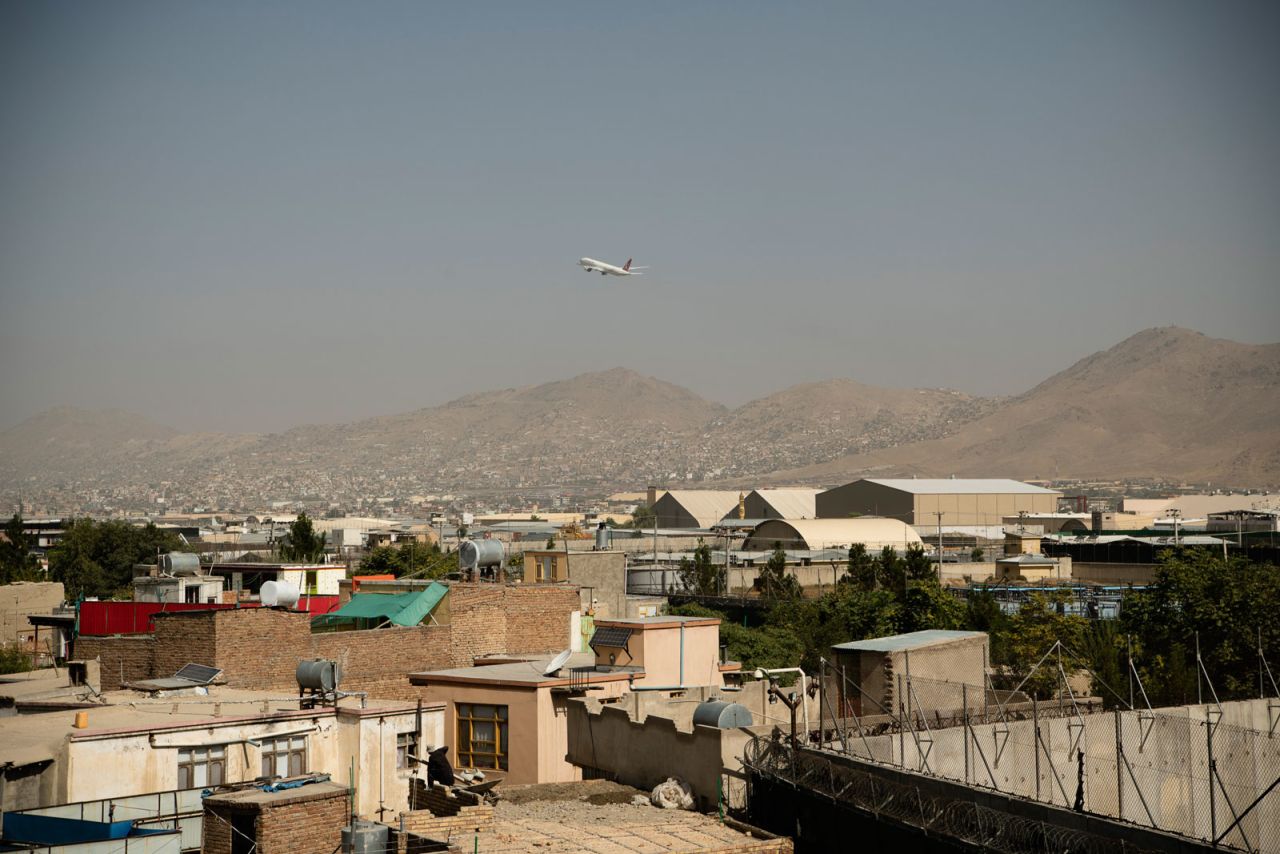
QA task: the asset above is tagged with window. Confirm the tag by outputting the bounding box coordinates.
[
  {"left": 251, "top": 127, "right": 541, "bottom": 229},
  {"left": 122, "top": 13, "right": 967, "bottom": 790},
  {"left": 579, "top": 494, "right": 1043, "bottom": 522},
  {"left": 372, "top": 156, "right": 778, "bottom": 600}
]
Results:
[
  {"left": 305, "top": 571, "right": 318, "bottom": 594},
  {"left": 456, "top": 703, "right": 508, "bottom": 771},
  {"left": 396, "top": 731, "right": 419, "bottom": 770},
  {"left": 260, "top": 736, "right": 307, "bottom": 778},
  {"left": 178, "top": 746, "right": 225, "bottom": 788}
]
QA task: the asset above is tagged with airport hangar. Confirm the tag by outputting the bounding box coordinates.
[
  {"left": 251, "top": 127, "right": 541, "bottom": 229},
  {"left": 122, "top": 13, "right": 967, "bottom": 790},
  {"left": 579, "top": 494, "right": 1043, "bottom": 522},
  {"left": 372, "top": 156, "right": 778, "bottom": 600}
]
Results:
[{"left": 816, "top": 478, "right": 1061, "bottom": 527}]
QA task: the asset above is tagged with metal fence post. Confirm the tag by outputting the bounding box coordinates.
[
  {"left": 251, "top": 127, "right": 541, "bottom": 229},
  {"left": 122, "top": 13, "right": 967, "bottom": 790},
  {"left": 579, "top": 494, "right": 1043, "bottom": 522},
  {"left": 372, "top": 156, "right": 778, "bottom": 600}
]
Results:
[
  {"left": 1033, "top": 696, "right": 1041, "bottom": 802},
  {"left": 1114, "top": 709, "right": 1123, "bottom": 822},
  {"left": 1206, "top": 708, "right": 1217, "bottom": 842}
]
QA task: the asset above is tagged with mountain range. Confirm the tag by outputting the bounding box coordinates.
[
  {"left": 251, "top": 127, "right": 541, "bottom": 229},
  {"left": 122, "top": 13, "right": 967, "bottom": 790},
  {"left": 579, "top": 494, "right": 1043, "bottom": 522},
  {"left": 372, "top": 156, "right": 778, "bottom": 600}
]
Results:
[{"left": 2, "top": 326, "right": 1276, "bottom": 511}]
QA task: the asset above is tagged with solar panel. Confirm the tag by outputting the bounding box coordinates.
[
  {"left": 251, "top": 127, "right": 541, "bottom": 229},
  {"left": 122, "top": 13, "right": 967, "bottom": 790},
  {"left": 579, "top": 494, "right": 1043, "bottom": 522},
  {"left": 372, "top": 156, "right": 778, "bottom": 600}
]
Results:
[
  {"left": 173, "top": 663, "right": 222, "bottom": 685},
  {"left": 588, "top": 627, "right": 632, "bottom": 651}
]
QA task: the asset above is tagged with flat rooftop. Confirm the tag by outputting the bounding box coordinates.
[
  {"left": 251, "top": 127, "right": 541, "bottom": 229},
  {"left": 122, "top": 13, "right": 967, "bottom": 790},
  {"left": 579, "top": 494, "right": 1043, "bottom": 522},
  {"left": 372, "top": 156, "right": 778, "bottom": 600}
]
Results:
[
  {"left": 0, "top": 686, "right": 428, "bottom": 769},
  {"left": 832, "top": 630, "right": 987, "bottom": 654},
  {"left": 409, "top": 653, "right": 637, "bottom": 688},
  {"left": 484, "top": 781, "right": 788, "bottom": 853}
]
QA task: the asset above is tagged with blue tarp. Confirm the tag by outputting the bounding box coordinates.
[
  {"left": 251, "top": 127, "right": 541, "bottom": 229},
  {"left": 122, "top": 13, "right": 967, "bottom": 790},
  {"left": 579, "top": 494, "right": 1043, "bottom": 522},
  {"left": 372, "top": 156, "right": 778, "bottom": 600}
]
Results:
[{"left": 1, "top": 813, "right": 172, "bottom": 845}]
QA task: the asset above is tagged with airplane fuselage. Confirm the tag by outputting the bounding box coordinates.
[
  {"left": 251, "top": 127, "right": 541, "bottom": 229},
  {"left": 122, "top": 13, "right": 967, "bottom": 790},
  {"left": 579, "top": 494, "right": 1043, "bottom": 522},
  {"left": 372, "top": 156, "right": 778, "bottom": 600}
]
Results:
[{"left": 578, "top": 257, "right": 636, "bottom": 277}]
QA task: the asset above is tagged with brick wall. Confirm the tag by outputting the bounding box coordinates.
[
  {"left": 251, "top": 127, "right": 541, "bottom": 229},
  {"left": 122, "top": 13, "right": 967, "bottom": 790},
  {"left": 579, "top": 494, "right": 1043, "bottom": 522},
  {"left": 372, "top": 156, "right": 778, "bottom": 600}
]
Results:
[
  {"left": 256, "top": 789, "right": 349, "bottom": 854},
  {"left": 501, "top": 585, "right": 578, "bottom": 653},
  {"left": 81, "top": 584, "right": 578, "bottom": 699},
  {"left": 312, "top": 624, "right": 453, "bottom": 700},
  {"left": 203, "top": 786, "right": 349, "bottom": 854},
  {"left": 213, "top": 608, "right": 312, "bottom": 690},
  {"left": 402, "top": 781, "right": 494, "bottom": 839},
  {"left": 73, "top": 635, "right": 155, "bottom": 691}
]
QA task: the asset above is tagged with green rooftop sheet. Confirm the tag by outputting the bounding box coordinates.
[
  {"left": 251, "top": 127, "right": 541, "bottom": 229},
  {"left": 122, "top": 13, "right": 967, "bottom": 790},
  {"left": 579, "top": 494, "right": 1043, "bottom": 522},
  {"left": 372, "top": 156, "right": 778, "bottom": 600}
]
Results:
[{"left": 312, "top": 583, "right": 447, "bottom": 628}]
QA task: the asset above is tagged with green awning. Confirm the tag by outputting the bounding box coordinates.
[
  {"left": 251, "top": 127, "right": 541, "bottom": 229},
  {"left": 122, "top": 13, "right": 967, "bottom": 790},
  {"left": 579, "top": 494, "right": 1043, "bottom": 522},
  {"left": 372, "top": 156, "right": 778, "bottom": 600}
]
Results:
[{"left": 312, "top": 583, "right": 448, "bottom": 629}]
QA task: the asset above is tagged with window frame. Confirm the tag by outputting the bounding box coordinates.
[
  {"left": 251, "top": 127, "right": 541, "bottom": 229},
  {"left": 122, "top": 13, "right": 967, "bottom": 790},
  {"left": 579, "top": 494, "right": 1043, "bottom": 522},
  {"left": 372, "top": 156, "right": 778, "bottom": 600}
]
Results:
[
  {"left": 456, "top": 703, "right": 508, "bottom": 771},
  {"left": 177, "top": 745, "right": 226, "bottom": 789},
  {"left": 259, "top": 735, "right": 307, "bottom": 779},
  {"left": 396, "top": 731, "right": 419, "bottom": 770}
]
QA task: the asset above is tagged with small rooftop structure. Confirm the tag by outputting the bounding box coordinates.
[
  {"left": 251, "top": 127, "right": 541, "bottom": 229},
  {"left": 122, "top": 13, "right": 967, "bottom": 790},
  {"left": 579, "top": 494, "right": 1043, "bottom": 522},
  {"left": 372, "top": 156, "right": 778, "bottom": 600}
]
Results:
[
  {"left": 311, "top": 582, "right": 447, "bottom": 631},
  {"left": 831, "top": 629, "right": 987, "bottom": 654}
]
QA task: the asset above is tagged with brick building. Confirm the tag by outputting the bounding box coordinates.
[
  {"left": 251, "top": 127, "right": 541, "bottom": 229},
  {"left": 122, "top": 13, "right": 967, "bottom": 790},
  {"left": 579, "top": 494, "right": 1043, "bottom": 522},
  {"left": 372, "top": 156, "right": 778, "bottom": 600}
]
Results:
[{"left": 75, "top": 582, "right": 581, "bottom": 698}]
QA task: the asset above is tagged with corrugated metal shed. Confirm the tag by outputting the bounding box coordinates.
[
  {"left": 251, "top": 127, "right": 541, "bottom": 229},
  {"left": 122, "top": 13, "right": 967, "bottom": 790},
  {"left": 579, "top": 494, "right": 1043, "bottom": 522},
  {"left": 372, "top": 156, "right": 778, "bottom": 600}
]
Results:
[
  {"left": 743, "top": 518, "right": 924, "bottom": 551},
  {"left": 831, "top": 630, "right": 986, "bottom": 653}
]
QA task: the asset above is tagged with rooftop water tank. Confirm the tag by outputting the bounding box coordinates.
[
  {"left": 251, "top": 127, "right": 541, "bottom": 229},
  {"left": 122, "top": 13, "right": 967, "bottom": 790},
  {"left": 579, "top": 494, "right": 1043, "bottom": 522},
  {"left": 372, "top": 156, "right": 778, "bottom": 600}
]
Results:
[
  {"left": 342, "top": 821, "right": 388, "bottom": 854},
  {"left": 594, "top": 523, "right": 611, "bottom": 551},
  {"left": 692, "top": 700, "right": 754, "bottom": 729},
  {"left": 459, "top": 539, "right": 505, "bottom": 571},
  {"left": 159, "top": 552, "right": 201, "bottom": 575},
  {"left": 261, "top": 579, "right": 300, "bottom": 608},
  {"left": 296, "top": 659, "right": 341, "bottom": 692}
]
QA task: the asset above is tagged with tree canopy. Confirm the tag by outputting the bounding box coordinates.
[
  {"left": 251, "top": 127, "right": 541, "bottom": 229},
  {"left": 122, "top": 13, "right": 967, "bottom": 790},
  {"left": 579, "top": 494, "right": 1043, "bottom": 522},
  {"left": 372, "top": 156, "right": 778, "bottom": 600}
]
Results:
[
  {"left": 358, "top": 540, "right": 456, "bottom": 579},
  {"left": 277, "top": 513, "right": 327, "bottom": 562},
  {"left": 48, "top": 519, "right": 189, "bottom": 600},
  {"left": 1, "top": 514, "right": 42, "bottom": 584}
]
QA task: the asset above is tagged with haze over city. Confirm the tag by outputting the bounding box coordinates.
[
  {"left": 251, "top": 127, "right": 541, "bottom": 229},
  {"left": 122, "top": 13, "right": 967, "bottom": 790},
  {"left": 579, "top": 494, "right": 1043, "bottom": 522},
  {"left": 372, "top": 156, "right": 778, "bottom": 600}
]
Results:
[{"left": 2, "top": 1, "right": 1277, "bottom": 433}]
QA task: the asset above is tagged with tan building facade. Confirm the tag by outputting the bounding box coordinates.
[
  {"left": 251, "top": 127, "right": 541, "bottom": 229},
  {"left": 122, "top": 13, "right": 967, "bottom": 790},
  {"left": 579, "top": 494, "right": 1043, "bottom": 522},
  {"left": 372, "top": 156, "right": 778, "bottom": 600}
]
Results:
[{"left": 818, "top": 479, "right": 1061, "bottom": 526}]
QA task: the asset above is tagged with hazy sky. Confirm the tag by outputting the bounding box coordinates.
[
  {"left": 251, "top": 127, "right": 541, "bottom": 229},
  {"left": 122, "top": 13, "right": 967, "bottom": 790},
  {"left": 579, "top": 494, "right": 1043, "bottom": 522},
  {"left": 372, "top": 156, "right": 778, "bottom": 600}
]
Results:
[{"left": 2, "top": 1, "right": 1277, "bottom": 433}]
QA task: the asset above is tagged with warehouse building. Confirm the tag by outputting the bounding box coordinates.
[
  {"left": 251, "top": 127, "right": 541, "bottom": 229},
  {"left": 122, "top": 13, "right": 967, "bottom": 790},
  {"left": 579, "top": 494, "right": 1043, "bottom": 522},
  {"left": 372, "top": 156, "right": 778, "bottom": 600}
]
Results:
[
  {"left": 650, "top": 490, "right": 742, "bottom": 528},
  {"left": 816, "top": 478, "right": 1060, "bottom": 527},
  {"left": 742, "top": 518, "right": 923, "bottom": 552},
  {"left": 729, "top": 489, "right": 821, "bottom": 521}
]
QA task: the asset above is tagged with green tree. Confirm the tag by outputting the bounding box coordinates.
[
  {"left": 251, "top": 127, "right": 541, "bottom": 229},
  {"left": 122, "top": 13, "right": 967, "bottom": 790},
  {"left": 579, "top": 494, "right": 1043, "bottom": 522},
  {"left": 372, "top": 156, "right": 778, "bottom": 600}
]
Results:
[
  {"left": 0, "top": 643, "right": 33, "bottom": 675},
  {"left": 903, "top": 543, "right": 935, "bottom": 582},
  {"left": 679, "top": 540, "right": 724, "bottom": 596},
  {"left": 970, "top": 547, "right": 985, "bottom": 563},
  {"left": 358, "top": 545, "right": 403, "bottom": 575},
  {"left": 1001, "top": 591, "right": 1087, "bottom": 698},
  {"left": 545, "top": 536, "right": 556, "bottom": 550},
  {"left": 278, "top": 513, "right": 327, "bottom": 562},
  {"left": 1121, "top": 551, "right": 1279, "bottom": 704},
  {"left": 629, "top": 504, "right": 656, "bottom": 530},
  {"left": 1, "top": 513, "right": 42, "bottom": 583},
  {"left": 48, "top": 519, "right": 187, "bottom": 600},
  {"left": 876, "top": 546, "right": 906, "bottom": 599},
  {"left": 757, "top": 543, "right": 801, "bottom": 600},
  {"left": 845, "top": 543, "right": 876, "bottom": 591},
  {"left": 669, "top": 603, "right": 803, "bottom": 674}
]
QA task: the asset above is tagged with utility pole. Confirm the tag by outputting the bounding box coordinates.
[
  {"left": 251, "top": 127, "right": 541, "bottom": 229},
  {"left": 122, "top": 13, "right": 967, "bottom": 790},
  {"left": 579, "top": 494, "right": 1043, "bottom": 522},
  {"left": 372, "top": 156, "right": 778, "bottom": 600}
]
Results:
[
  {"left": 1169, "top": 508, "right": 1182, "bottom": 546},
  {"left": 934, "top": 510, "right": 945, "bottom": 581}
]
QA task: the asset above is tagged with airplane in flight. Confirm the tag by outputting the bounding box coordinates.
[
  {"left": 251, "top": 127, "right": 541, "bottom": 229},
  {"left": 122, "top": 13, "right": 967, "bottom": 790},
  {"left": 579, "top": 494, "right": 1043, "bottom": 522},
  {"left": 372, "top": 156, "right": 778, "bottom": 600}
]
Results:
[{"left": 578, "top": 257, "right": 647, "bottom": 277}]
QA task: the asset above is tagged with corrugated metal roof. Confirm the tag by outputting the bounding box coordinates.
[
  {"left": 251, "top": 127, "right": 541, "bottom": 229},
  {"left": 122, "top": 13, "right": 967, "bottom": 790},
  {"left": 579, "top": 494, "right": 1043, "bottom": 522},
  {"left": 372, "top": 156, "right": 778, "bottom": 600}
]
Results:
[
  {"left": 743, "top": 518, "right": 924, "bottom": 551},
  {"left": 832, "top": 630, "right": 986, "bottom": 653},
  {"left": 658, "top": 491, "right": 742, "bottom": 527},
  {"left": 745, "top": 489, "right": 820, "bottom": 520},
  {"left": 861, "top": 479, "right": 1060, "bottom": 495}
]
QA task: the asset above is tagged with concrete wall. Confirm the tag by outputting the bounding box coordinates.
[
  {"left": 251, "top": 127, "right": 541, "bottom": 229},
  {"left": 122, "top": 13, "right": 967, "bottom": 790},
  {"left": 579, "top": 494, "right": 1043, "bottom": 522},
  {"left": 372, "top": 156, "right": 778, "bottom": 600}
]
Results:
[
  {"left": 566, "top": 690, "right": 757, "bottom": 811},
  {"left": 564, "top": 551, "right": 627, "bottom": 619},
  {"left": 843, "top": 698, "right": 1280, "bottom": 851},
  {"left": 0, "top": 581, "right": 64, "bottom": 650}
]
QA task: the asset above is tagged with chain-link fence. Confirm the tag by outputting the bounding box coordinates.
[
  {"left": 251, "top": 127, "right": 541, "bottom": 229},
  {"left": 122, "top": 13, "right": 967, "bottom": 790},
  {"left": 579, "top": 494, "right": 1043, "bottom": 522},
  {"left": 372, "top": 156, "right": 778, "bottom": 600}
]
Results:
[{"left": 809, "top": 644, "right": 1280, "bottom": 853}]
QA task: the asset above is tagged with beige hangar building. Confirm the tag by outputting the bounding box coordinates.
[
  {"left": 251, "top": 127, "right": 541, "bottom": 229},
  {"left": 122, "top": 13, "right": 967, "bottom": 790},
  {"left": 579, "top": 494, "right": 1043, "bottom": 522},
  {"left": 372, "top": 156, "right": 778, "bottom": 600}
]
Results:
[{"left": 816, "top": 478, "right": 1061, "bottom": 527}]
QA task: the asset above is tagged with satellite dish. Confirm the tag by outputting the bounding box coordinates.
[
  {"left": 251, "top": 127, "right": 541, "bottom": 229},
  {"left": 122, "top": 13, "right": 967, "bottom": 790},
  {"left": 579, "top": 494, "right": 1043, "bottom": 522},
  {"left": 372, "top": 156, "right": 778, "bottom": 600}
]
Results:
[{"left": 543, "top": 648, "right": 573, "bottom": 676}]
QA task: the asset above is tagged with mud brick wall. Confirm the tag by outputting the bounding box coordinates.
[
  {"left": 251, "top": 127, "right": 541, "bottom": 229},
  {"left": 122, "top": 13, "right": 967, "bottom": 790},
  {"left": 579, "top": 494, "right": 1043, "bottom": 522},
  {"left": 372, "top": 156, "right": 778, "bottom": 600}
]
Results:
[
  {"left": 312, "top": 624, "right": 453, "bottom": 700},
  {"left": 501, "top": 585, "right": 579, "bottom": 653},
  {"left": 203, "top": 787, "right": 349, "bottom": 854},
  {"left": 81, "top": 583, "right": 579, "bottom": 699},
  {"left": 73, "top": 635, "right": 155, "bottom": 691}
]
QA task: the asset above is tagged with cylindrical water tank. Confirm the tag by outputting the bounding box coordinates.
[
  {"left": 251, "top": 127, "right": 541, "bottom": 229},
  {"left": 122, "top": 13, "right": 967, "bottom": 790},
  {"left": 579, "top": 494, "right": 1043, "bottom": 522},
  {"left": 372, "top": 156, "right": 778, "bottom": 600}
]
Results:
[
  {"left": 594, "top": 524, "right": 611, "bottom": 551},
  {"left": 692, "top": 700, "right": 754, "bottom": 729},
  {"left": 261, "top": 580, "right": 300, "bottom": 608},
  {"left": 459, "top": 539, "right": 505, "bottom": 570},
  {"left": 342, "top": 821, "right": 389, "bottom": 854},
  {"left": 160, "top": 552, "right": 201, "bottom": 575},
  {"left": 296, "top": 659, "right": 341, "bottom": 692}
]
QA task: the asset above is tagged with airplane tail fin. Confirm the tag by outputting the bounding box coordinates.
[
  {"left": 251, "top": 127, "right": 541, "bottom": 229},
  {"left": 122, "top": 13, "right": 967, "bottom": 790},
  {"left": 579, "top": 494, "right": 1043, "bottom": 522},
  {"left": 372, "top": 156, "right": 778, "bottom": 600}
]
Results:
[{"left": 623, "top": 258, "right": 632, "bottom": 272}]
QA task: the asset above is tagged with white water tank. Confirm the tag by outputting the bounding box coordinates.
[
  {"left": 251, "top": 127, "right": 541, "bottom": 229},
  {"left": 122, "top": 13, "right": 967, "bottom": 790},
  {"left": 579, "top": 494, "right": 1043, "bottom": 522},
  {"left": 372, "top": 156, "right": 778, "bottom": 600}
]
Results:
[
  {"left": 160, "top": 552, "right": 201, "bottom": 575},
  {"left": 261, "top": 579, "right": 300, "bottom": 608},
  {"left": 459, "top": 539, "right": 505, "bottom": 571}
]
